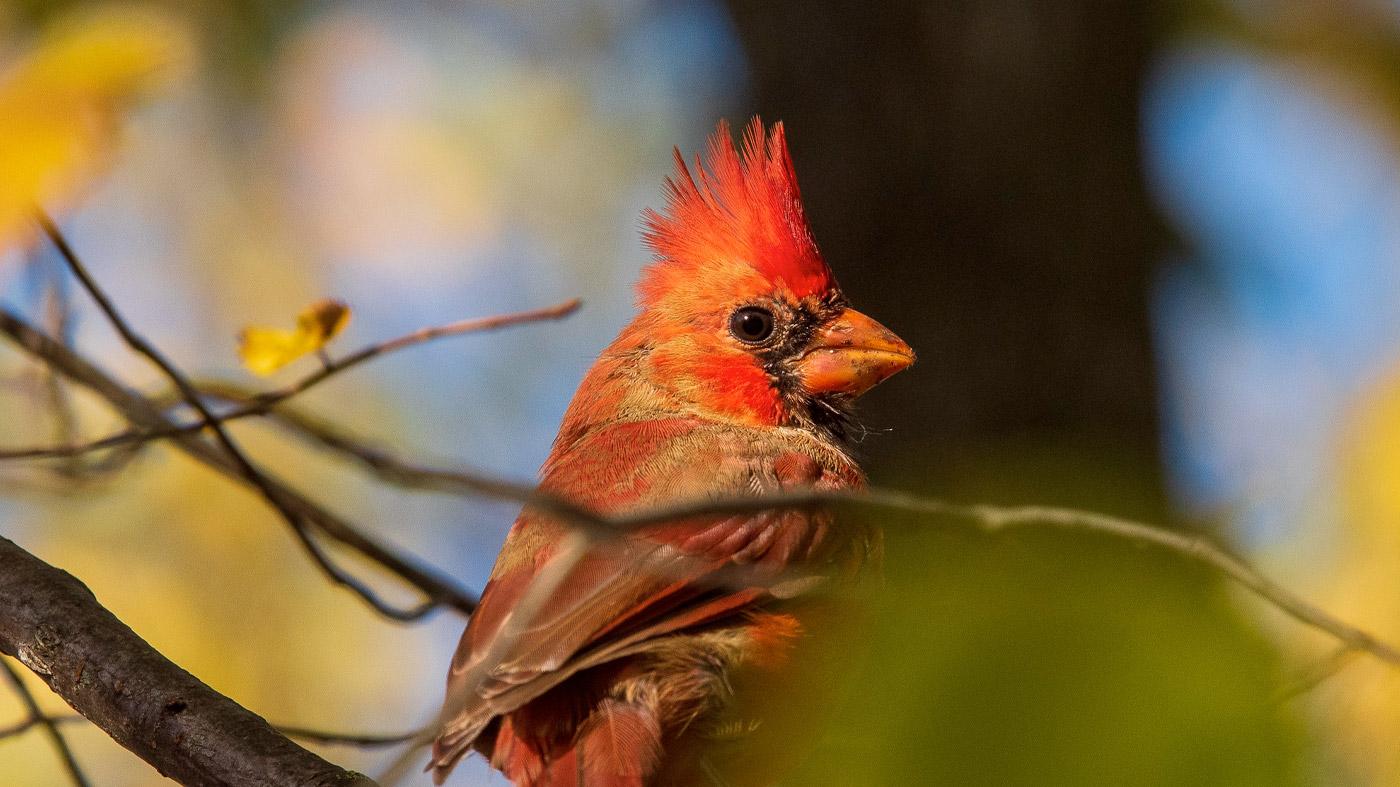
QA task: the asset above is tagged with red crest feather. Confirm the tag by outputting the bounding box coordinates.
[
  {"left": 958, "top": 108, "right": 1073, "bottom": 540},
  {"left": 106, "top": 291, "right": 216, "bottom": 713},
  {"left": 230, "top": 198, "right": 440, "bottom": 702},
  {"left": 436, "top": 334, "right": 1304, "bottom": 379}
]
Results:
[{"left": 639, "top": 118, "right": 837, "bottom": 303}]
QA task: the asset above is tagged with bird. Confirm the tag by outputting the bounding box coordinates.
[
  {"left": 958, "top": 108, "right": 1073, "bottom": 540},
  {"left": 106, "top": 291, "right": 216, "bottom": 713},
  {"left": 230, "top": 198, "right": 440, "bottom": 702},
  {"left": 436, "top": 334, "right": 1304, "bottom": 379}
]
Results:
[{"left": 429, "top": 117, "right": 914, "bottom": 786}]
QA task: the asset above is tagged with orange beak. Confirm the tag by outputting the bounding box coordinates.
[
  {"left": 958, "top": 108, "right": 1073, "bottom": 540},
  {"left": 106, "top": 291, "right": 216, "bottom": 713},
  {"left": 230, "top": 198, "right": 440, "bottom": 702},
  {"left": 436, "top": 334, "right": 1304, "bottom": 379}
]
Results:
[{"left": 796, "top": 308, "right": 914, "bottom": 397}]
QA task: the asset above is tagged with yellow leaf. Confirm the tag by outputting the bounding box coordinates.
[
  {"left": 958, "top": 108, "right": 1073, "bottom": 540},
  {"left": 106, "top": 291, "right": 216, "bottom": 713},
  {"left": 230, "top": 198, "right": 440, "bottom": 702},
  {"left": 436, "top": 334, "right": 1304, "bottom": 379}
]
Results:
[
  {"left": 238, "top": 299, "right": 351, "bottom": 376},
  {"left": 0, "top": 6, "right": 191, "bottom": 249}
]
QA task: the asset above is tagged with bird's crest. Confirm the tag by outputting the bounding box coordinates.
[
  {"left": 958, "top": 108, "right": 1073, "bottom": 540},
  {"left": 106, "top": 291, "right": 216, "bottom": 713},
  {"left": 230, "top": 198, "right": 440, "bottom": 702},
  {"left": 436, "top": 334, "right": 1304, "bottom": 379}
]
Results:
[{"left": 639, "top": 118, "right": 837, "bottom": 304}]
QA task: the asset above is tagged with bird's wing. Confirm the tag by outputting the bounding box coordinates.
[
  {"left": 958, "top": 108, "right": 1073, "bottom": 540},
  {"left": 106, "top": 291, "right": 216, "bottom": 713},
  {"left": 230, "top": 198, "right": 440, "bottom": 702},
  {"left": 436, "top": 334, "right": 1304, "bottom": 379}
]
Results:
[{"left": 431, "top": 418, "right": 869, "bottom": 766}]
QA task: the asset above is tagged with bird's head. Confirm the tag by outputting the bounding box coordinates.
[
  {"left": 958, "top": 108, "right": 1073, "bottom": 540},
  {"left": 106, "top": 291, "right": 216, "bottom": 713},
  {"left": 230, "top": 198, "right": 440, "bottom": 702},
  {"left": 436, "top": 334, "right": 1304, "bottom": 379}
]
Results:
[{"left": 631, "top": 118, "right": 913, "bottom": 440}]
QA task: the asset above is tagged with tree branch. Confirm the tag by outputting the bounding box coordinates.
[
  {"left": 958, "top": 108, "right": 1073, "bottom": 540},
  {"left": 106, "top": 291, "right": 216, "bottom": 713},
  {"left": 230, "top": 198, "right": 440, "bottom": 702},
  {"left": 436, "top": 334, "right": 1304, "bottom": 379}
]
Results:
[
  {"left": 186, "top": 402, "right": 1400, "bottom": 671},
  {"left": 0, "top": 308, "right": 478, "bottom": 619},
  {"left": 34, "top": 212, "right": 462, "bottom": 621},
  {"left": 7, "top": 297, "right": 1396, "bottom": 672},
  {"left": 0, "top": 297, "right": 582, "bottom": 462},
  {"left": 1, "top": 655, "right": 89, "bottom": 786},
  {"left": 0, "top": 535, "right": 376, "bottom": 787},
  {"left": 3, "top": 228, "right": 1394, "bottom": 781},
  {"left": 0, "top": 713, "right": 81, "bottom": 740}
]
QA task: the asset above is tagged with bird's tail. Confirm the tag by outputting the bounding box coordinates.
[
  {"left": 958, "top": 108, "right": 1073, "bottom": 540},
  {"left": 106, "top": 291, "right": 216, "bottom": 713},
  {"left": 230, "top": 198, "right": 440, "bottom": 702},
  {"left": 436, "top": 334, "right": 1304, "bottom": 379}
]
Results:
[
  {"left": 490, "top": 699, "right": 662, "bottom": 787},
  {"left": 428, "top": 717, "right": 482, "bottom": 785}
]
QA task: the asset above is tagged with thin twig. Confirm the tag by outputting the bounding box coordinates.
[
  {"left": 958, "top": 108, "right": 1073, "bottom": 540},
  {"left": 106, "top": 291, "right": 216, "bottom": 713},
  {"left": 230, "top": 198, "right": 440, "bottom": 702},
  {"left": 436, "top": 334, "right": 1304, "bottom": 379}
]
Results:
[
  {"left": 0, "top": 713, "right": 82, "bottom": 740},
  {"left": 7, "top": 221, "right": 1398, "bottom": 688},
  {"left": 38, "top": 267, "right": 85, "bottom": 480},
  {"left": 246, "top": 296, "right": 581, "bottom": 408},
  {"left": 0, "top": 308, "right": 478, "bottom": 620},
  {"left": 1276, "top": 644, "right": 1365, "bottom": 702},
  {"left": 33, "top": 212, "right": 458, "bottom": 621},
  {"left": 0, "top": 297, "right": 582, "bottom": 462},
  {"left": 0, "top": 656, "right": 90, "bottom": 787},
  {"left": 0, "top": 715, "right": 41, "bottom": 739},
  {"left": 184, "top": 391, "right": 521, "bottom": 495},
  {"left": 0, "top": 427, "right": 140, "bottom": 461},
  {"left": 126, "top": 381, "right": 1400, "bottom": 672},
  {"left": 36, "top": 211, "right": 394, "bottom": 614}
]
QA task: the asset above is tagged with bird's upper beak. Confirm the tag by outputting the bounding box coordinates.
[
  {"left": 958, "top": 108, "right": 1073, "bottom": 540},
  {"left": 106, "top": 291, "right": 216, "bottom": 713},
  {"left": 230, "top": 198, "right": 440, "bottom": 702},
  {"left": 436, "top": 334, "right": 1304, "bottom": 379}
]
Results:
[{"left": 796, "top": 307, "right": 914, "bottom": 397}]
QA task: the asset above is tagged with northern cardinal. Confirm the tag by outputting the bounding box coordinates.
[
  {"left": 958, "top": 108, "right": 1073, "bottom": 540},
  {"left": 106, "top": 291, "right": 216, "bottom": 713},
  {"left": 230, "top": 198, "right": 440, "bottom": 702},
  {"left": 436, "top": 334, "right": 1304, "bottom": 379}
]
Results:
[{"left": 429, "top": 118, "right": 913, "bottom": 786}]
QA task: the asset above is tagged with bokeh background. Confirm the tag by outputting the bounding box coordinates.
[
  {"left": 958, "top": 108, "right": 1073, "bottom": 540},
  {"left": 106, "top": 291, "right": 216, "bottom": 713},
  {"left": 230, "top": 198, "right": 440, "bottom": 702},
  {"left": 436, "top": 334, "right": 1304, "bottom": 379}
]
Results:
[{"left": 3, "top": 1, "right": 1400, "bottom": 785}]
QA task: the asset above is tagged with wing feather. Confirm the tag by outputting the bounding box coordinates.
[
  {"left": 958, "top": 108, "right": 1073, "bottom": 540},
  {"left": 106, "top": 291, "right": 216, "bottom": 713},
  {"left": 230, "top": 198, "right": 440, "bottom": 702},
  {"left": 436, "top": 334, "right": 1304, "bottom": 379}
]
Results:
[{"left": 430, "top": 420, "right": 865, "bottom": 775}]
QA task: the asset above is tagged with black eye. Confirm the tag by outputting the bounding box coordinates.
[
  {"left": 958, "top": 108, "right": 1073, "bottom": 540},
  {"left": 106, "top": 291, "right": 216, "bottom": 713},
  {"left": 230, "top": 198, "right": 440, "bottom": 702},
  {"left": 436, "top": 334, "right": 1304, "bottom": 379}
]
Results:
[{"left": 729, "top": 306, "right": 775, "bottom": 344}]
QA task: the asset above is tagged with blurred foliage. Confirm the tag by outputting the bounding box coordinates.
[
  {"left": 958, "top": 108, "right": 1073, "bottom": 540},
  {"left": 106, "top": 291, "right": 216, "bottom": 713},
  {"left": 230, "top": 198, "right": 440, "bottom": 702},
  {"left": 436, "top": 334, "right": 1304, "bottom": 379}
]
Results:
[
  {"left": 796, "top": 528, "right": 1306, "bottom": 786},
  {"left": 776, "top": 443, "right": 1309, "bottom": 786},
  {"left": 1306, "top": 366, "right": 1400, "bottom": 785},
  {"left": 0, "top": 3, "right": 188, "bottom": 248},
  {"left": 1182, "top": 0, "right": 1400, "bottom": 122},
  {"left": 1154, "top": 1, "right": 1400, "bottom": 785}
]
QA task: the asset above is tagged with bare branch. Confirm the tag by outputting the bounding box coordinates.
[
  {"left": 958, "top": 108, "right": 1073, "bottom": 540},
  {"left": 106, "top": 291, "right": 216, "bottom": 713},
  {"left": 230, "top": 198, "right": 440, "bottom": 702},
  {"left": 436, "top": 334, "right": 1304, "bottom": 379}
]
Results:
[
  {"left": 0, "top": 715, "right": 41, "bottom": 739},
  {"left": 36, "top": 266, "right": 86, "bottom": 481},
  {"left": 133, "top": 377, "right": 1400, "bottom": 674},
  {"left": 602, "top": 490, "right": 1400, "bottom": 667},
  {"left": 236, "top": 296, "right": 583, "bottom": 409},
  {"left": 1, "top": 656, "right": 89, "bottom": 786},
  {"left": 186, "top": 390, "right": 529, "bottom": 496},
  {"left": 34, "top": 211, "right": 453, "bottom": 621},
  {"left": 0, "top": 297, "right": 582, "bottom": 462},
  {"left": 0, "top": 308, "right": 478, "bottom": 619},
  {"left": 179, "top": 408, "right": 1400, "bottom": 673},
  {"left": 1276, "top": 645, "right": 1365, "bottom": 702},
  {"left": 12, "top": 296, "right": 1391, "bottom": 675},
  {"left": 0, "top": 536, "right": 376, "bottom": 786},
  {"left": 0, "top": 712, "right": 82, "bottom": 740},
  {"left": 4, "top": 219, "right": 1392, "bottom": 755}
]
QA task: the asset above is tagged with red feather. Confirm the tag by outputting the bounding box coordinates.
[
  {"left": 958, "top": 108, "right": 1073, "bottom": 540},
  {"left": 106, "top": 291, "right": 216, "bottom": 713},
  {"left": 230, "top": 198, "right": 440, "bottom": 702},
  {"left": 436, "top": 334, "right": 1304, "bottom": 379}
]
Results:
[
  {"left": 639, "top": 118, "right": 837, "bottom": 305},
  {"left": 429, "top": 118, "right": 895, "bottom": 786}
]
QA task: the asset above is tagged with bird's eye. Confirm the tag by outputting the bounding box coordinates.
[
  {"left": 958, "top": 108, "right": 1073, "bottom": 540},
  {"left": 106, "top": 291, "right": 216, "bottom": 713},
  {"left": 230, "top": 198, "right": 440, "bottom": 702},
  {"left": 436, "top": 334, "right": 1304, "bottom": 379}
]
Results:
[{"left": 729, "top": 306, "right": 775, "bottom": 344}]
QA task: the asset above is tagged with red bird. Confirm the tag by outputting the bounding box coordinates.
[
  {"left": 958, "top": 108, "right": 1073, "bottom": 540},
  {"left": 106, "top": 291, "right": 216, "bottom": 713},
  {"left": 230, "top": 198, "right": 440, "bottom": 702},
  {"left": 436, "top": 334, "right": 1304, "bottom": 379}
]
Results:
[{"left": 429, "top": 118, "right": 913, "bottom": 786}]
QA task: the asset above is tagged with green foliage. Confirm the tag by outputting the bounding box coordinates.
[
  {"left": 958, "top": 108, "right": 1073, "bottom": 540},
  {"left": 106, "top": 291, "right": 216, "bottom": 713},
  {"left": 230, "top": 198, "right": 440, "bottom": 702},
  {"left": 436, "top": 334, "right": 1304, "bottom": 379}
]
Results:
[{"left": 789, "top": 443, "right": 1309, "bottom": 786}]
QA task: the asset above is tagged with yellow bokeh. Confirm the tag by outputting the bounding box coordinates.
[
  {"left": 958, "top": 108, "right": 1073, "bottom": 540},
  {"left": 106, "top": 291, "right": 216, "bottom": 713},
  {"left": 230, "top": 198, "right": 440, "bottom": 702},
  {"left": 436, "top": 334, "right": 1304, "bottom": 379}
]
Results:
[
  {"left": 1310, "top": 365, "right": 1400, "bottom": 783},
  {"left": 0, "top": 4, "right": 189, "bottom": 249}
]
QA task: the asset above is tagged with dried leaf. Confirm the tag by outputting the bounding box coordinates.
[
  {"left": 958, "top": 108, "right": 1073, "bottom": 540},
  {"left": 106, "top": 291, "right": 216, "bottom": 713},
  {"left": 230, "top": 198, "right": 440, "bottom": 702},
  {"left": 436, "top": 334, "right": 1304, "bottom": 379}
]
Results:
[{"left": 238, "top": 299, "right": 351, "bottom": 376}]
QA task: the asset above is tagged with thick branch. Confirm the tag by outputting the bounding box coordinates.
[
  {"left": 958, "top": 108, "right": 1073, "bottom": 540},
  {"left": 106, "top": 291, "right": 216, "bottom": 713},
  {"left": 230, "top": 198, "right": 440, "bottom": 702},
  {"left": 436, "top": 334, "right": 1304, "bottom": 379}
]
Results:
[{"left": 0, "top": 535, "right": 375, "bottom": 787}]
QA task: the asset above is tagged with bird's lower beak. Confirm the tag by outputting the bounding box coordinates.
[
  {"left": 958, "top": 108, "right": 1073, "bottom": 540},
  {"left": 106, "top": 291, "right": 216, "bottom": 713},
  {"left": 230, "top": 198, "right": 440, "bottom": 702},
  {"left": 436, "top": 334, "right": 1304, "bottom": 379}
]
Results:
[{"left": 796, "top": 307, "right": 914, "bottom": 397}]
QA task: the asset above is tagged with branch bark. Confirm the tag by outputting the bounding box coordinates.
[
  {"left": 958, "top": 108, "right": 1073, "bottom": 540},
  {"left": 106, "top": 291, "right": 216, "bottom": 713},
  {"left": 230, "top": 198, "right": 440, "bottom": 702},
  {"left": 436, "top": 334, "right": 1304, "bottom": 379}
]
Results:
[{"left": 0, "top": 535, "right": 376, "bottom": 787}]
